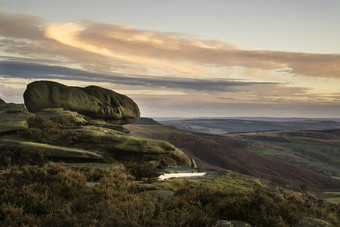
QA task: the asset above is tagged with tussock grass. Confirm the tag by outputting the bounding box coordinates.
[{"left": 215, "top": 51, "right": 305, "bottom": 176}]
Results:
[{"left": 1, "top": 163, "right": 339, "bottom": 226}]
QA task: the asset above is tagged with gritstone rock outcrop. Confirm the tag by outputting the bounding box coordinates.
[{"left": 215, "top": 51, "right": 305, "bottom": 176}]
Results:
[
  {"left": 24, "top": 81, "right": 140, "bottom": 124},
  {"left": 1, "top": 81, "right": 194, "bottom": 168}
]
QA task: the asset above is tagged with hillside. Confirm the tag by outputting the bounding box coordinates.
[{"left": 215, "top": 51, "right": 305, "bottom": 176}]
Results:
[
  {"left": 126, "top": 121, "right": 340, "bottom": 191},
  {"left": 214, "top": 129, "right": 340, "bottom": 179},
  {"left": 161, "top": 119, "right": 340, "bottom": 133}
]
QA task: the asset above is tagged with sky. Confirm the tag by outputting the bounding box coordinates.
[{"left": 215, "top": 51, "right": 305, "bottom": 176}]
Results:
[{"left": 0, "top": 0, "right": 340, "bottom": 118}]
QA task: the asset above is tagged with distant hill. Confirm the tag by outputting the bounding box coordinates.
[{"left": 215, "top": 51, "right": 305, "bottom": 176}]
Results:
[
  {"left": 134, "top": 117, "right": 161, "bottom": 125},
  {"left": 161, "top": 119, "right": 340, "bottom": 133},
  {"left": 126, "top": 123, "right": 340, "bottom": 190},
  {"left": 155, "top": 117, "right": 340, "bottom": 122},
  {"left": 210, "top": 129, "right": 340, "bottom": 179}
]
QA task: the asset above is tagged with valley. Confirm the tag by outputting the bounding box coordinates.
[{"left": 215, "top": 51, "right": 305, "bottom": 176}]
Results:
[{"left": 127, "top": 119, "right": 340, "bottom": 191}]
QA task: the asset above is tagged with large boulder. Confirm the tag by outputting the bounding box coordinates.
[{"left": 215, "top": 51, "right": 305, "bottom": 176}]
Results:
[{"left": 24, "top": 81, "right": 140, "bottom": 124}]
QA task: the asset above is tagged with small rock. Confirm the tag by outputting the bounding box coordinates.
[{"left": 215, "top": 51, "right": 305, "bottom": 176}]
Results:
[
  {"left": 191, "top": 158, "right": 197, "bottom": 168},
  {"left": 295, "top": 217, "right": 333, "bottom": 227},
  {"left": 215, "top": 220, "right": 252, "bottom": 227}
]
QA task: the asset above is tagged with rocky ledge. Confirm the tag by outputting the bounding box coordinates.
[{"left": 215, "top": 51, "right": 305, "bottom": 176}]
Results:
[
  {"left": 0, "top": 82, "right": 195, "bottom": 172},
  {"left": 0, "top": 102, "right": 33, "bottom": 133}
]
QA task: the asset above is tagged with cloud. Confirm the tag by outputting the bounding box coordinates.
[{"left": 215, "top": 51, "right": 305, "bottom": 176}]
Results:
[
  {"left": 1, "top": 57, "right": 337, "bottom": 108},
  {"left": 0, "top": 84, "right": 23, "bottom": 97},
  {"left": 0, "top": 12, "right": 44, "bottom": 40},
  {"left": 44, "top": 20, "right": 340, "bottom": 78},
  {"left": 44, "top": 23, "right": 206, "bottom": 74},
  {"left": 0, "top": 59, "right": 274, "bottom": 92},
  {"left": 1, "top": 11, "right": 340, "bottom": 79}
]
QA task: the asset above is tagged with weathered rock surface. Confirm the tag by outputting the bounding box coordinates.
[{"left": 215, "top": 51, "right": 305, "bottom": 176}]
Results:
[
  {"left": 36, "top": 108, "right": 88, "bottom": 125},
  {"left": 0, "top": 98, "right": 6, "bottom": 105},
  {"left": 0, "top": 111, "right": 193, "bottom": 167},
  {"left": 295, "top": 217, "right": 333, "bottom": 227},
  {"left": 0, "top": 103, "right": 34, "bottom": 133},
  {"left": 0, "top": 139, "right": 103, "bottom": 162},
  {"left": 87, "top": 119, "right": 129, "bottom": 133},
  {"left": 64, "top": 125, "right": 194, "bottom": 166},
  {"left": 24, "top": 81, "right": 140, "bottom": 124},
  {"left": 1, "top": 82, "right": 193, "bottom": 168},
  {"left": 215, "top": 220, "right": 252, "bottom": 227}
]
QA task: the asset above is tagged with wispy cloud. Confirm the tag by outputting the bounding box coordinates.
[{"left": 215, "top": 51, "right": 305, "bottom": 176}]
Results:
[
  {"left": 2, "top": 11, "right": 340, "bottom": 79},
  {"left": 1, "top": 58, "right": 328, "bottom": 105},
  {"left": 44, "top": 23, "right": 207, "bottom": 74},
  {"left": 44, "top": 20, "right": 340, "bottom": 78},
  {"left": 0, "top": 59, "right": 271, "bottom": 92}
]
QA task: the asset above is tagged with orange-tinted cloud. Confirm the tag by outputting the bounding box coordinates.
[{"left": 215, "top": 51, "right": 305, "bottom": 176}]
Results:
[
  {"left": 42, "top": 21, "right": 340, "bottom": 78},
  {"left": 44, "top": 23, "right": 206, "bottom": 74},
  {"left": 1, "top": 11, "right": 340, "bottom": 79}
]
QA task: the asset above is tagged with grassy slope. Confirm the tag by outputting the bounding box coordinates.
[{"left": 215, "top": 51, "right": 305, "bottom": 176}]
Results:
[{"left": 126, "top": 124, "right": 340, "bottom": 191}]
